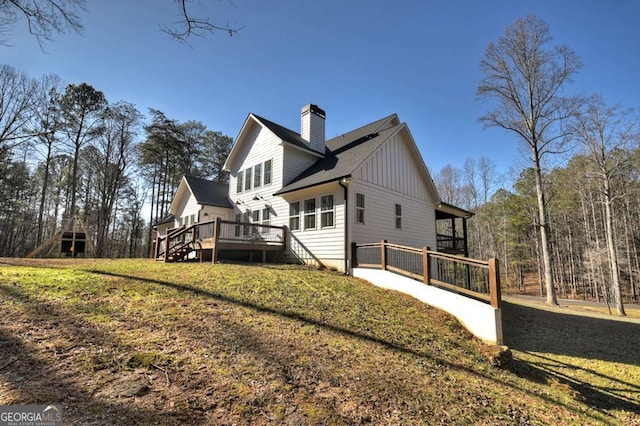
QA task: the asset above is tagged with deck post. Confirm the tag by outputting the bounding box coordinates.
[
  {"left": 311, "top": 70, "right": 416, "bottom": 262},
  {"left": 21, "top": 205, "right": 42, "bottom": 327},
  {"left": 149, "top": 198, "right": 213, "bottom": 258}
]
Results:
[
  {"left": 212, "top": 218, "right": 220, "bottom": 263},
  {"left": 422, "top": 246, "right": 430, "bottom": 285},
  {"left": 489, "top": 258, "right": 501, "bottom": 308},
  {"left": 381, "top": 240, "right": 387, "bottom": 270},
  {"left": 163, "top": 232, "right": 169, "bottom": 263}
]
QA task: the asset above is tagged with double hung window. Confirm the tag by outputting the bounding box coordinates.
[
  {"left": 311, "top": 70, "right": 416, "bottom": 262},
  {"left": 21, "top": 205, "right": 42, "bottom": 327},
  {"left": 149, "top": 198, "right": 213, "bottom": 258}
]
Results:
[{"left": 320, "top": 195, "right": 334, "bottom": 228}]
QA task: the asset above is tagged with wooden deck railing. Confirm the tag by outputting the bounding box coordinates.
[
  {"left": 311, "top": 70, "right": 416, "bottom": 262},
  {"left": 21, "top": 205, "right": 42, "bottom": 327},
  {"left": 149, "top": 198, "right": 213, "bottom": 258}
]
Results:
[
  {"left": 352, "top": 240, "right": 501, "bottom": 308},
  {"left": 155, "top": 219, "right": 286, "bottom": 262}
]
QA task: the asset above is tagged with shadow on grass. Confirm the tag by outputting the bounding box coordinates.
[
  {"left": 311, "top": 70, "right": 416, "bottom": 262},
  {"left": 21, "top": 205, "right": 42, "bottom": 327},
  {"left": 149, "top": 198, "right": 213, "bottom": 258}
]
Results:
[
  {"left": 84, "top": 269, "right": 632, "bottom": 422},
  {"left": 502, "top": 301, "right": 640, "bottom": 413},
  {"left": 0, "top": 283, "right": 203, "bottom": 425}
]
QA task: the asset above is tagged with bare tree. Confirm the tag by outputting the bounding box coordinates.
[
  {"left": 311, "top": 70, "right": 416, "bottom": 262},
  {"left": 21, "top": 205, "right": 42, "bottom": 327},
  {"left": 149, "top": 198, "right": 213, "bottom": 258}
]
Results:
[
  {"left": 570, "top": 95, "right": 640, "bottom": 316},
  {"left": 435, "top": 164, "right": 465, "bottom": 206},
  {"left": 1, "top": 0, "right": 240, "bottom": 47},
  {"left": 59, "top": 82, "right": 106, "bottom": 221},
  {"left": 161, "top": 0, "right": 244, "bottom": 42},
  {"left": 0, "top": 0, "right": 86, "bottom": 48},
  {"left": 30, "top": 73, "right": 63, "bottom": 247},
  {"left": 477, "top": 15, "right": 582, "bottom": 305},
  {"left": 0, "top": 64, "right": 37, "bottom": 153}
]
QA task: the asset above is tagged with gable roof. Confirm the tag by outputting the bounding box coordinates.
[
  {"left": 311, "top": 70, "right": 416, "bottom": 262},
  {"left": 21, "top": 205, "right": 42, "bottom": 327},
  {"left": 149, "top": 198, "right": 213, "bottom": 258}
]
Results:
[
  {"left": 253, "top": 114, "right": 324, "bottom": 156},
  {"left": 169, "top": 176, "right": 232, "bottom": 214},
  {"left": 185, "top": 176, "right": 232, "bottom": 207},
  {"left": 223, "top": 112, "right": 323, "bottom": 171}
]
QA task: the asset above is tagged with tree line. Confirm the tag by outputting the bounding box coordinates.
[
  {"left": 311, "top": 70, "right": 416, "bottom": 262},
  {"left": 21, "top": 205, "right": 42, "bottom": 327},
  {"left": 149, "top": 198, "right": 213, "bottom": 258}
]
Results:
[
  {"left": 0, "top": 64, "right": 232, "bottom": 259},
  {"left": 434, "top": 16, "right": 639, "bottom": 316}
]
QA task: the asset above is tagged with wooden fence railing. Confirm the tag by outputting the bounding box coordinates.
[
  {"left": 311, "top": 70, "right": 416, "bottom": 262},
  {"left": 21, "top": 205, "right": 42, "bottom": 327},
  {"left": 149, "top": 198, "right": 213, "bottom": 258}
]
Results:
[
  {"left": 155, "top": 219, "right": 286, "bottom": 262},
  {"left": 352, "top": 240, "right": 501, "bottom": 308}
]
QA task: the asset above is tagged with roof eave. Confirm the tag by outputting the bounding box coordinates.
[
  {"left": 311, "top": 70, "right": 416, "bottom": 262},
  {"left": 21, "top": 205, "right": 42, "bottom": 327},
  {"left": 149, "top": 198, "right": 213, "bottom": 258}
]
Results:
[{"left": 274, "top": 174, "right": 352, "bottom": 196}]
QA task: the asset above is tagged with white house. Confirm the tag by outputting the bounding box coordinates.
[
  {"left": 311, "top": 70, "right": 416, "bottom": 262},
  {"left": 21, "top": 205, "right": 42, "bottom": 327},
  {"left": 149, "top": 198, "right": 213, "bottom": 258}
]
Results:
[{"left": 157, "top": 105, "right": 472, "bottom": 271}]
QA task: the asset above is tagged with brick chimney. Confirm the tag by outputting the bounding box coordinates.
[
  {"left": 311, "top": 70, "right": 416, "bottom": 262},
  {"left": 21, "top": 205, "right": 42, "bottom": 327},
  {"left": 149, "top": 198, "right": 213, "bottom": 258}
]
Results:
[{"left": 301, "top": 104, "right": 325, "bottom": 154}]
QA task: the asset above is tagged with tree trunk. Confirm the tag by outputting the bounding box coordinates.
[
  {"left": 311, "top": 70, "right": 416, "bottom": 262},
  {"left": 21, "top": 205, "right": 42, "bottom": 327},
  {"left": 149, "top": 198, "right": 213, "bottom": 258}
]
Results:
[
  {"left": 602, "top": 178, "right": 626, "bottom": 316},
  {"left": 533, "top": 153, "right": 557, "bottom": 305}
]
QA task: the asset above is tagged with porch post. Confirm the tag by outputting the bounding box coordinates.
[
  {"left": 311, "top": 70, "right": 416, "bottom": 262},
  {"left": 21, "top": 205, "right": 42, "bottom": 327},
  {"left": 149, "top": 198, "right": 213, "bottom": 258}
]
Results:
[
  {"left": 462, "top": 217, "right": 469, "bottom": 257},
  {"left": 381, "top": 240, "right": 387, "bottom": 270}
]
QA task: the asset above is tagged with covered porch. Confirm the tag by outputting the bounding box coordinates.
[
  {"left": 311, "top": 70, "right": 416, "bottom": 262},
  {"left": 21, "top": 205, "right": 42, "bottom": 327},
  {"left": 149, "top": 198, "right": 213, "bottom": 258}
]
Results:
[{"left": 435, "top": 202, "right": 474, "bottom": 257}]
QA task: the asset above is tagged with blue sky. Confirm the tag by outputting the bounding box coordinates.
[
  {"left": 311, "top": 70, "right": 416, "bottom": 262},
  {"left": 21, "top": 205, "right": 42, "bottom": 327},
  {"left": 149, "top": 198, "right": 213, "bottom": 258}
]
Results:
[{"left": 5, "top": 0, "right": 640, "bottom": 185}]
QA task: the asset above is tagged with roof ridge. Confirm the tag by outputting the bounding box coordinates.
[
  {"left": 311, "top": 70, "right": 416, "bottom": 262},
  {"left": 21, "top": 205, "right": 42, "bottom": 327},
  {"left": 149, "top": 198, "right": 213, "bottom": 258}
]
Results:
[{"left": 326, "top": 113, "right": 397, "bottom": 144}]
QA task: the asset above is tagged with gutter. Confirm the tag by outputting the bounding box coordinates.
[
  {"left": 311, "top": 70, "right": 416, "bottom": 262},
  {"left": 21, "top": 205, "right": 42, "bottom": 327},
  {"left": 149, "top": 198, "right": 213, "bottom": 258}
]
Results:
[
  {"left": 338, "top": 178, "right": 349, "bottom": 274},
  {"left": 275, "top": 174, "right": 352, "bottom": 196}
]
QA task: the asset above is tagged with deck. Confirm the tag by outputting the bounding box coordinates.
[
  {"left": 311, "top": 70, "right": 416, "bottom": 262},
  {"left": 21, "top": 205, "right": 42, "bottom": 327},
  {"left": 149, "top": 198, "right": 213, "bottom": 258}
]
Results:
[{"left": 155, "top": 219, "right": 286, "bottom": 262}]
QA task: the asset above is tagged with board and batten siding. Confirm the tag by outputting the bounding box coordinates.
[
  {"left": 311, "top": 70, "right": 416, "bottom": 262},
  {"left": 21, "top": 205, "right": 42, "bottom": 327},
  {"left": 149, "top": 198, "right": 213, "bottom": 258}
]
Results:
[
  {"left": 279, "top": 182, "right": 346, "bottom": 271},
  {"left": 349, "top": 131, "right": 438, "bottom": 250},
  {"left": 352, "top": 131, "right": 431, "bottom": 201}
]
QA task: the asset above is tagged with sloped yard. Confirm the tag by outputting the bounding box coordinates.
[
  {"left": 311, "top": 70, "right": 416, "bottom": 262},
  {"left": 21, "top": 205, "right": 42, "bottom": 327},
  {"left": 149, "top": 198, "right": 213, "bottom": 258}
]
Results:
[{"left": 0, "top": 259, "right": 638, "bottom": 425}]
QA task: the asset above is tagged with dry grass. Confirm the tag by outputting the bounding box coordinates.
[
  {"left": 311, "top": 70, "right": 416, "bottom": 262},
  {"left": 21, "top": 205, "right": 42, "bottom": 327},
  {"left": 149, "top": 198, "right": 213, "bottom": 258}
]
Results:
[{"left": 0, "top": 258, "right": 638, "bottom": 425}]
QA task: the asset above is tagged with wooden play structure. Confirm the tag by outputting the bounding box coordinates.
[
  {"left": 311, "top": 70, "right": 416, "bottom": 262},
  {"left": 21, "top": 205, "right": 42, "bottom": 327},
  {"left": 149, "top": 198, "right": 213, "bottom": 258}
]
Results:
[{"left": 26, "top": 216, "right": 97, "bottom": 258}]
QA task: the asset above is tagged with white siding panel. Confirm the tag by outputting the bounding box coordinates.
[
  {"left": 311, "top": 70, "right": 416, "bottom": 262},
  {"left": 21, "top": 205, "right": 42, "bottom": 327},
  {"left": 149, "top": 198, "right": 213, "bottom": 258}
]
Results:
[
  {"left": 283, "top": 148, "right": 320, "bottom": 186},
  {"left": 349, "top": 180, "right": 437, "bottom": 251},
  {"left": 229, "top": 123, "right": 284, "bottom": 208},
  {"left": 278, "top": 183, "right": 346, "bottom": 271}
]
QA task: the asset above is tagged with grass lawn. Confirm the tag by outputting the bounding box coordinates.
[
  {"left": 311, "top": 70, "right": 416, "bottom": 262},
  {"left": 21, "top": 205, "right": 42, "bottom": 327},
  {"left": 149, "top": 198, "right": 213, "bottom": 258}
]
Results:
[{"left": 0, "top": 258, "right": 638, "bottom": 425}]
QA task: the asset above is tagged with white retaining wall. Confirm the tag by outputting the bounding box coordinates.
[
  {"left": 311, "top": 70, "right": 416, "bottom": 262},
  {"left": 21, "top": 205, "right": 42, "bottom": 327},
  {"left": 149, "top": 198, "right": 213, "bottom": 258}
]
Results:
[{"left": 353, "top": 268, "right": 503, "bottom": 345}]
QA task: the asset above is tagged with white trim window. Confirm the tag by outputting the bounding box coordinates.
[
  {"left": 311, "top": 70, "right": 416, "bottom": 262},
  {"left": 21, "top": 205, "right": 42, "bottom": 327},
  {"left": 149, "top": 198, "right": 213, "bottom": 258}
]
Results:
[
  {"left": 244, "top": 167, "right": 252, "bottom": 191},
  {"left": 356, "top": 193, "right": 365, "bottom": 224},
  {"left": 320, "top": 194, "right": 335, "bottom": 228},
  {"left": 236, "top": 170, "right": 243, "bottom": 193},
  {"left": 289, "top": 202, "right": 300, "bottom": 231},
  {"left": 304, "top": 198, "right": 316, "bottom": 230},
  {"left": 264, "top": 159, "right": 272, "bottom": 185},
  {"left": 262, "top": 207, "right": 271, "bottom": 225},
  {"left": 251, "top": 209, "right": 260, "bottom": 235},
  {"left": 395, "top": 204, "right": 402, "bottom": 229},
  {"left": 254, "top": 163, "right": 262, "bottom": 188},
  {"left": 262, "top": 207, "right": 271, "bottom": 236}
]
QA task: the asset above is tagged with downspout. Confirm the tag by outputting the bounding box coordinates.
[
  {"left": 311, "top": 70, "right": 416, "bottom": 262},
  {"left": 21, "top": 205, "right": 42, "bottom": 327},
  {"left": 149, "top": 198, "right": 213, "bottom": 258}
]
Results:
[{"left": 339, "top": 178, "right": 349, "bottom": 274}]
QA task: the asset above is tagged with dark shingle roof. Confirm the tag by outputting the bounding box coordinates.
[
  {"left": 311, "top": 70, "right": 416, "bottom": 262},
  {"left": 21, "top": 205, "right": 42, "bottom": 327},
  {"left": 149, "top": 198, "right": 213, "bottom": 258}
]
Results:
[
  {"left": 253, "top": 114, "right": 325, "bottom": 156},
  {"left": 154, "top": 213, "right": 175, "bottom": 227},
  {"left": 275, "top": 114, "right": 399, "bottom": 195},
  {"left": 184, "top": 176, "right": 233, "bottom": 208}
]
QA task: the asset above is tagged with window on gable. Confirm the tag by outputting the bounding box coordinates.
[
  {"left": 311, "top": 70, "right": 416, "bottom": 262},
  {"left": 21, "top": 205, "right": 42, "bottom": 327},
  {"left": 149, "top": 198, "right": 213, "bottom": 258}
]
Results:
[
  {"left": 304, "top": 198, "right": 316, "bottom": 230},
  {"left": 244, "top": 167, "right": 252, "bottom": 191},
  {"left": 254, "top": 163, "right": 262, "bottom": 188},
  {"left": 395, "top": 204, "right": 402, "bottom": 229},
  {"left": 289, "top": 202, "right": 300, "bottom": 231},
  {"left": 356, "top": 193, "right": 365, "bottom": 224},
  {"left": 236, "top": 170, "right": 243, "bottom": 193},
  {"left": 320, "top": 194, "right": 334, "bottom": 228},
  {"left": 264, "top": 159, "right": 272, "bottom": 185}
]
